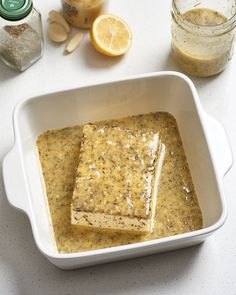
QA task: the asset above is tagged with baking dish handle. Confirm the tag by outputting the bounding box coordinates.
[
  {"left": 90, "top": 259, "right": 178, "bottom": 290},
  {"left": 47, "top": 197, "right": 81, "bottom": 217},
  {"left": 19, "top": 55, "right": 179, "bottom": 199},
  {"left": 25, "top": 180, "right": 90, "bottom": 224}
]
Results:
[
  {"left": 203, "top": 113, "right": 233, "bottom": 177},
  {"left": 2, "top": 145, "right": 30, "bottom": 215}
]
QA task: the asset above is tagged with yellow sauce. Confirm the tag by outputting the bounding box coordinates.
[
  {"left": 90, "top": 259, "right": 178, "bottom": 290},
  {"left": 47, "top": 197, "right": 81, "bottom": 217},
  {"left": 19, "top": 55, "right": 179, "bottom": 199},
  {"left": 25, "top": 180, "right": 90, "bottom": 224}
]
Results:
[
  {"left": 37, "top": 112, "right": 203, "bottom": 254},
  {"left": 172, "top": 8, "right": 233, "bottom": 77},
  {"left": 62, "top": 0, "right": 106, "bottom": 28}
]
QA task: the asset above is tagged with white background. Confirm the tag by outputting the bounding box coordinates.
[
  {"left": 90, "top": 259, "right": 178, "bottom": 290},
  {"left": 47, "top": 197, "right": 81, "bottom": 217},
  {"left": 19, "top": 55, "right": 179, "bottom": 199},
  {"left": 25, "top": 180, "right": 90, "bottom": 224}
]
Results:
[{"left": 0, "top": 0, "right": 236, "bottom": 294}]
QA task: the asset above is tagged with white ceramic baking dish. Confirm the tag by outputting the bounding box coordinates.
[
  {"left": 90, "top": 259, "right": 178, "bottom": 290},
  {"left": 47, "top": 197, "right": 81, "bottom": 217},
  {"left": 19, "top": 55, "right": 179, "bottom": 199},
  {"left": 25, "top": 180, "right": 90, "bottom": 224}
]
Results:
[{"left": 2, "top": 72, "right": 232, "bottom": 269}]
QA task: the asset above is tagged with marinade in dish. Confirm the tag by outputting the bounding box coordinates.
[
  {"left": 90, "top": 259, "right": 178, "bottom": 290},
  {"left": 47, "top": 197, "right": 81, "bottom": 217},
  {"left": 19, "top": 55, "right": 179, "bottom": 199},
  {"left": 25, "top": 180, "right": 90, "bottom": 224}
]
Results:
[{"left": 37, "top": 112, "right": 203, "bottom": 254}]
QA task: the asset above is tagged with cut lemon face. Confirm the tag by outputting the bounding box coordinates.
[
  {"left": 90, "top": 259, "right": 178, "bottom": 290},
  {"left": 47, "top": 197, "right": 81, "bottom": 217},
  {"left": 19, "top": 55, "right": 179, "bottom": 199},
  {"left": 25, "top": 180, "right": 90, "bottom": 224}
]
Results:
[{"left": 91, "top": 14, "right": 132, "bottom": 57}]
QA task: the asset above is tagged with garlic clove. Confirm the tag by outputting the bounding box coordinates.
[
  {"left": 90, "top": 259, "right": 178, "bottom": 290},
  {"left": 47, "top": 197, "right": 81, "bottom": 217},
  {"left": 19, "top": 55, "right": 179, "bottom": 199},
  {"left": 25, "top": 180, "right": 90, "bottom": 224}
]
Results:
[
  {"left": 49, "top": 10, "right": 71, "bottom": 34},
  {"left": 48, "top": 23, "right": 68, "bottom": 43},
  {"left": 65, "top": 32, "right": 84, "bottom": 53}
]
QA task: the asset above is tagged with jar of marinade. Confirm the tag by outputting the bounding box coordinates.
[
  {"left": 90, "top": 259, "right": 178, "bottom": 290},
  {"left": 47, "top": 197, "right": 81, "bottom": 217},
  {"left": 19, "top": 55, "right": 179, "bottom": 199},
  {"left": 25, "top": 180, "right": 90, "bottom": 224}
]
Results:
[
  {"left": 171, "top": 0, "right": 236, "bottom": 77},
  {"left": 0, "top": 0, "right": 43, "bottom": 71},
  {"left": 62, "top": 0, "right": 107, "bottom": 29}
]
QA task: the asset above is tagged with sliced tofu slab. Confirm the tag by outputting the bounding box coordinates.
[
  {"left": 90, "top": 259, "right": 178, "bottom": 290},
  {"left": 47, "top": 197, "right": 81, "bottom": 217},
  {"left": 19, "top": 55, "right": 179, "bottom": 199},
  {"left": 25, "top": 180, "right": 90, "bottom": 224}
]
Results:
[{"left": 71, "top": 124, "right": 165, "bottom": 233}]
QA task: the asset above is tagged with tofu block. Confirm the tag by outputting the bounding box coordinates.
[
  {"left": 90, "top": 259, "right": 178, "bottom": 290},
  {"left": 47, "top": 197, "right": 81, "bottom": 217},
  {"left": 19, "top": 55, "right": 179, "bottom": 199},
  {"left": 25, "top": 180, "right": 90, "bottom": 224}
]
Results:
[{"left": 71, "top": 124, "right": 165, "bottom": 233}]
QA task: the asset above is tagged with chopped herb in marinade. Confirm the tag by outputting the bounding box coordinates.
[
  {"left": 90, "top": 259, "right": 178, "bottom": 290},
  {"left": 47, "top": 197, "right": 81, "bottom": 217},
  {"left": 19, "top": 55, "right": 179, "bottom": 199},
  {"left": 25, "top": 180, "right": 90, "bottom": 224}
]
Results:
[{"left": 37, "top": 112, "right": 203, "bottom": 254}]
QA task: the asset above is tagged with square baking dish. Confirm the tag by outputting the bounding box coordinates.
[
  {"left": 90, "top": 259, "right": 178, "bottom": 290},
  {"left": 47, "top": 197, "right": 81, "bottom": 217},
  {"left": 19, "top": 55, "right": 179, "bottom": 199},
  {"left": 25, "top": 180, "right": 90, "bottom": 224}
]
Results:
[{"left": 2, "top": 72, "right": 232, "bottom": 269}]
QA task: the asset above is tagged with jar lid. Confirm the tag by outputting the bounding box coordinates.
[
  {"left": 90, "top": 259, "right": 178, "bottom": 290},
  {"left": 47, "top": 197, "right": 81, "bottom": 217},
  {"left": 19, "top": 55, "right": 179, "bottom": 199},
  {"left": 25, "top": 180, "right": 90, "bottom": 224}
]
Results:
[{"left": 0, "top": 0, "right": 33, "bottom": 21}]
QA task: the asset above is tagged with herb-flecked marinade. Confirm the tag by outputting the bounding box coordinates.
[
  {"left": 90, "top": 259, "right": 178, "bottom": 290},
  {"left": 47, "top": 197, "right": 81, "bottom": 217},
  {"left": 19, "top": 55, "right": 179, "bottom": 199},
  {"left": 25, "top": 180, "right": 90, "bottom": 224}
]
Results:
[{"left": 37, "top": 112, "right": 203, "bottom": 254}]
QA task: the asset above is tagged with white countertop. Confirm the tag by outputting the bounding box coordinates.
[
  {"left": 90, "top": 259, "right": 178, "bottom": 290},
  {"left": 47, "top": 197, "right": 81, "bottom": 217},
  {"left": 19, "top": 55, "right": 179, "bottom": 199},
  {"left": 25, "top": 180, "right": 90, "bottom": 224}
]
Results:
[{"left": 1, "top": 0, "right": 236, "bottom": 294}]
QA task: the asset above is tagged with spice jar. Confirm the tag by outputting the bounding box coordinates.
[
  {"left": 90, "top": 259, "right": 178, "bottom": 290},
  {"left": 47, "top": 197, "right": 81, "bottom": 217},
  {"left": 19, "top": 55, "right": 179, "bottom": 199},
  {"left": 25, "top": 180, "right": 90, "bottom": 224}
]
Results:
[
  {"left": 171, "top": 0, "right": 236, "bottom": 77},
  {"left": 62, "top": 0, "right": 107, "bottom": 29},
  {"left": 0, "top": 0, "right": 43, "bottom": 72}
]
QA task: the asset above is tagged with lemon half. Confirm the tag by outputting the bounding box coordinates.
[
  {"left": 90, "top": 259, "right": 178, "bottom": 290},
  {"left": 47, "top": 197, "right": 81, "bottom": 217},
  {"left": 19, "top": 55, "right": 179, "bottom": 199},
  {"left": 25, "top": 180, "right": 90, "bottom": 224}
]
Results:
[{"left": 91, "top": 14, "right": 132, "bottom": 57}]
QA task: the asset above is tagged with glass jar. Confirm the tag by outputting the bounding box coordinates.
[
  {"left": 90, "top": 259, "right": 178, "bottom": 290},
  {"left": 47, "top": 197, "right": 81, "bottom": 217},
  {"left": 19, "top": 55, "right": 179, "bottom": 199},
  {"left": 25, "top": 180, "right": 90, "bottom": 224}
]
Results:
[
  {"left": 0, "top": 0, "right": 43, "bottom": 72},
  {"left": 62, "top": 0, "right": 107, "bottom": 29},
  {"left": 171, "top": 0, "right": 236, "bottom": 77}
]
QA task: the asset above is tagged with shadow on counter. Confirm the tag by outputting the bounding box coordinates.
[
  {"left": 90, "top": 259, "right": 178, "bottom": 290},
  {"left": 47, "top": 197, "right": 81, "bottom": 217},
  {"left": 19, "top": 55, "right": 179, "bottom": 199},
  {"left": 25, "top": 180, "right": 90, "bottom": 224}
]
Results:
[{"left": 0, "top": 60, "right": 19, "bottom": 82}]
